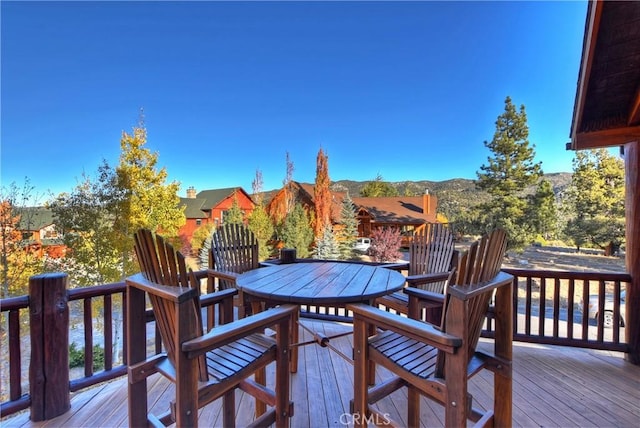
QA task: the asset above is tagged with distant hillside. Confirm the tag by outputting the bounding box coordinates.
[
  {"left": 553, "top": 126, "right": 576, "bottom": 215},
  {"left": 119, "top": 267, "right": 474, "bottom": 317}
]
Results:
[{"left": 329, "top": 172, "right": 572, "bottom": 202}]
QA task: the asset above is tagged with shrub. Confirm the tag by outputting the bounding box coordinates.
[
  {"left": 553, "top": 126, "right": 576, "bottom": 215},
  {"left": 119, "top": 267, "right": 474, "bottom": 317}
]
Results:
[
  {"left": 69, "top": 342, "right": 105, "bottom": 370},
  {"left": 368, "top": 227, "right": 403, "bottom": 262}
]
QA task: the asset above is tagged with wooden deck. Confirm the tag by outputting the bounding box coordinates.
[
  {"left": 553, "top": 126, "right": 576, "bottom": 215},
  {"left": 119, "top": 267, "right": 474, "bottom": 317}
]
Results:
[{"left": 3, "top": 319, "right": 640, "bottom": 427}]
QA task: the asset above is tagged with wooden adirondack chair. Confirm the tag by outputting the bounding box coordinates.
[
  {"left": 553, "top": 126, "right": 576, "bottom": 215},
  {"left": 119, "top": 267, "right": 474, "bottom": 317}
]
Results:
[
  {"left": 375, "top": 223, "right": 457, "bottom": 323},
  {"left": 349, "top": 229, "right": 512, "bottom": 427},
  {"left": 128, "top": 228, "right": 295, "bottom": 427},
  {"left": 208, "top": 223, "right": 261, "bottom": 317}
]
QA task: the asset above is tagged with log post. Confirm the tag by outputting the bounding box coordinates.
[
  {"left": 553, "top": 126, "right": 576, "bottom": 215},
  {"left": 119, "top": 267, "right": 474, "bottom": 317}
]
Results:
[
  {"left": 625, "top": 141, "right": 640, "bottom": 364},
  {"left": 29, "top": 273, "right": 70, "bottom": 420}
]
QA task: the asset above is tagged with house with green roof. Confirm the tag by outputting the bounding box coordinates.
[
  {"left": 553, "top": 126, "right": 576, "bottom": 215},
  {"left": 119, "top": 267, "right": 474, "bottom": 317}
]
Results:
[
  {"left": 16, "top": 206, "right": 66, "bottom": 258},
  {"left": 179, "top": 186, "right": 255, "bottom": 244}
]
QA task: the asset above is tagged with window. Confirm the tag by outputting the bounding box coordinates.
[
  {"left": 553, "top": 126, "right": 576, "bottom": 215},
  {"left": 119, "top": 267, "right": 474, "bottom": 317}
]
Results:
[{"left": 196, "top": 219, "right": 202, "bottom": 226}]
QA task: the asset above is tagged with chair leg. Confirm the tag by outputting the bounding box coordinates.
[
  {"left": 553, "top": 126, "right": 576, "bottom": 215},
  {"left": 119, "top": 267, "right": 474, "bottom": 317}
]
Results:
[
  {"left": 367, "top": 323, "right": 377, "bottom": 385},
  {"left": 407, "top": 386, "right": 420, "bottom": 428},
  {"left": 290, "top": 309, "right": 299, "bottom": 373},
  {"left": 254, "top": 367, "right": 267, "bottom": 416},
  {"left": 352, "top": 319, "right": 368, "bottom": 428},
  {"left": 223, "top": 390, "right": 235, "bottom": 428}
]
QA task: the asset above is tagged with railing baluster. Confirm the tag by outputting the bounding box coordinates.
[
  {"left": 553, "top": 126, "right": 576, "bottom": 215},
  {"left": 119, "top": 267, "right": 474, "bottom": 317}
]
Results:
[
  {"left": 104, "top": 294, "right": 113, "bottom": 370},
  {"left": 539, "top": 276, "right": 546, "bottom": 336},
  {"left": 83, "top": 298, "right": 93, "bottom": 377},
  {"left": 567, "top": 278, "right": 575, "bottom": 339},
  {"left": 8, "top": 308, "right": 22, "bottom": 401},
  {"left": 553, "top": 277, "right": 561, "bottom": 338},
  {"left": 582, "top": 279, "right": 590, "bottom": 341},
  {"left": 525, "top": 277, "right": 532, "bottom": 335}
]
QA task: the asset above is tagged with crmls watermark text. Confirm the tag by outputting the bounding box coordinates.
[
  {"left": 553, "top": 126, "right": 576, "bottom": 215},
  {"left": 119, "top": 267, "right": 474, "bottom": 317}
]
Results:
[{"left": 339, "top": 412, "right": 392, "bottom": 425}]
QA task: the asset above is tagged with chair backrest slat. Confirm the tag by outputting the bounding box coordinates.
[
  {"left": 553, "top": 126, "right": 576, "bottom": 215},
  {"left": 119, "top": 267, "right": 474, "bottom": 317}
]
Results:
[
  {"left": 436, "top": 228, "right": 508, "bottom": 377},
  {"left": 409, "top": 223, "right": 455, "bottom": 293},
  {"left": 133, "top": 229, "right": 205, "bottom": 373},
  {"left": 211, "top": 224, "right": 259, "bottom": 289}
]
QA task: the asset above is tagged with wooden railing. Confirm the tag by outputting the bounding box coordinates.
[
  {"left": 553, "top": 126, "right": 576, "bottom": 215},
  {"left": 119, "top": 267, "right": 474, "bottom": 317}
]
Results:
[
  {"left": 0, "top": 266, "right": 631, "bottom": 420},
  {"left": 502, "top": 268, "right": 630, "bottom": 352}
]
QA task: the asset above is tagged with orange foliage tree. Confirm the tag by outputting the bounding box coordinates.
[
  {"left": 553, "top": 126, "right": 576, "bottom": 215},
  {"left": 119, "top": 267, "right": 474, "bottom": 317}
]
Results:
[{"left": 314, "top": 148, "right": 331, "bottom": 238}]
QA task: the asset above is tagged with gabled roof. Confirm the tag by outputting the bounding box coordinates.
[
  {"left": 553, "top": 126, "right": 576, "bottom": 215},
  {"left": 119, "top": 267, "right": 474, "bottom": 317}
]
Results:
[
  {"left": 181, "top": 187, "right": 255, "bottom": 220},
  {"left": 265, "top": 181, "right": 438, "bottom": 225},
  {"left": 352, "top": 196, "right": 436, "bottom": 224},
  {"left": 179, "top": 198, "right": 208, "bottom": 219},
  {"left": 16, "top": 206, "right": 55, "bottom": 231},
  {"left": 196, "top": 187, "right": 252, "bottom": 208},
  {"left": 570, "top": 0, "right": 640, "bottom": 150}
]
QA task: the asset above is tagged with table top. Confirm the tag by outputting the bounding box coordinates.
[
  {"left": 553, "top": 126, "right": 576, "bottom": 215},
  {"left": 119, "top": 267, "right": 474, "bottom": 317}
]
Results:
[{"left": 236, "top": 261, "right": 406, "bottom": 305}]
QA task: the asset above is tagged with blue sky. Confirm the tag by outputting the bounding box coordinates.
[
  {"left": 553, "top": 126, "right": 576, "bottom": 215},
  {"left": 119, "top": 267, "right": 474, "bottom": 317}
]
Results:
[{"left": 1, "top": 1, "right": 588, "bottom": 200}]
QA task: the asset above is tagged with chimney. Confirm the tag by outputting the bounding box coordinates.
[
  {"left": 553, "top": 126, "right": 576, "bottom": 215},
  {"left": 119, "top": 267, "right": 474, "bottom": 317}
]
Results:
[
  {"left": 423, "top": 189, "right": 431, "bottom": 215},
  {"left": 186, "top": 186, "right": 196, "bottom": 199}
]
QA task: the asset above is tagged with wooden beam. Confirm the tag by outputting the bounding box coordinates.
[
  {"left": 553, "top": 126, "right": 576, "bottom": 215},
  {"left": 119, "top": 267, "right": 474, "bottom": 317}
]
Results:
[
  {"left": 628, "top": 83, "right": 640, "bottom": 126},
  {"left": 573, "top": 126, "right": 640, "bottom": 150},
  {"left": 570, "top": 1, "right": 604, "bottom": 148}
]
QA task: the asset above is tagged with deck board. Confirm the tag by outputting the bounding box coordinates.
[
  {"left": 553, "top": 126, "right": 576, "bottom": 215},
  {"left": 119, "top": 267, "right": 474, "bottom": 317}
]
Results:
[{"left": 3, "top": 319, "right": 640, "bottom": 427}]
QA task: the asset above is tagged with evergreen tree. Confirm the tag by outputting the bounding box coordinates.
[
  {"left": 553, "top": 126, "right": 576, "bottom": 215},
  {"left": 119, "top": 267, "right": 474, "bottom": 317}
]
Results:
[
  {"left": 198, "top": 229, "right": 215, "bottom": 270},
  {"left": 475, "top": 96, "right": 543, "bottom": 249},
  {"left": 336, "top": 192, "right": 359, "bottom": 259},
  {"left": 224, "top": 194, "right": 244, "bottom": 225},
  {"left": 360, "top": 174, "right": 399, "bottom": 197},
  {"left": 313, "top": 225, "right": 341, "bottom": 260},
  {"left": 281, "top": 203, "right": 314, "bottom": 258},
  {"left": 314, "top": 148, "right": 332, "bottom": 238},
  {"left": 526, "top": 179, "right": 557, "bottom": 241},
  {"left": 563, "top": 149, "right": 625, "bottom": 252}
]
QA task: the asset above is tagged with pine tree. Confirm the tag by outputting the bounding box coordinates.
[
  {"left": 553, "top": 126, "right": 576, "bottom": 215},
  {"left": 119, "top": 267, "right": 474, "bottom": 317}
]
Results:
[
  {"left": 314, "top": 148, "right": 331, "bottom": 238},
  {"left": 336, "top": 192, "right": 359, "bottom": 259},
  {"left": 475, "top": 96, "right": 543, "bottom": 249},
  {"left": 360, "top": 174, "right": 398, "bottom": 197},
  {"left": 563, "top": 149, "right": 625, "bottom": 252},
  {"left": 224, "top": 194, "right": 244, "bottom": 225},
  {"left": 313, "top": 225, "right": 341, "bottom": 260},
  {"left": 526, "top": 179, "right": 557, "bottom": 241}
]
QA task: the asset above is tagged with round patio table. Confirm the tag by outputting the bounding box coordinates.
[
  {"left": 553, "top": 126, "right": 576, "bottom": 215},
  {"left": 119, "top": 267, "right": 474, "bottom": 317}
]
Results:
[{"left": 237, "top": 261, "right": 406, "bottom": 371}]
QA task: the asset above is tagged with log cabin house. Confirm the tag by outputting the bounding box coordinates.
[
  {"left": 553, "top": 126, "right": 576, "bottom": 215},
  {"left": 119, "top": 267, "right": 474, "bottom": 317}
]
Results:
[
  {"left": 264, "top": 181, "right": 440, "bottom": 242},
  {"left": 16, "top": 206, "right": 66, "bottom": 258}
]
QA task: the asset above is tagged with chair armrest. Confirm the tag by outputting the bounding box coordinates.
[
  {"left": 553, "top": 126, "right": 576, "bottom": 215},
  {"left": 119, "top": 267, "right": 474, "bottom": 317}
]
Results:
[
  {"left": 347, "top": 303, "right": 461, "bottom": 354},
  {"left": 126, "top": 273, "right": 198, "bottom": 303},
  {"left": 379, "top": 262, "right": 410, "bottom": 272},
  {"left": 406, "top": 270, "right": 453, "bottom": 287},
  {"left": 403, "top": 287, "right": 446, "bottom": 305},
  {"left": 182, "top": 304, "right": 298, "bottom": 358},
  {"left": 200, "top": 287, "right": 238, "bottom": 307},
  {"left": 207, "top": 268, "right": 240, "bottom": 283}
]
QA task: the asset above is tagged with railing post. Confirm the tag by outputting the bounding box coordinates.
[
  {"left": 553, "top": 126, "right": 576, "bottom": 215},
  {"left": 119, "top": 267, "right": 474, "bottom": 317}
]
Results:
[
  {"left": 29, "top": 273, "right": 70, "bottom": 420},
  {"left": 624, "top": 140, "right": 640, "bottom": 365}
]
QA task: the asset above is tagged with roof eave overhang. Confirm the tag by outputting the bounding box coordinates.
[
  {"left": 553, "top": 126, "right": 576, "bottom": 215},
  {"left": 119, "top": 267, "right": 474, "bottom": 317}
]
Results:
[{"left": 569, "top": 1, "right": 640, "bottom": 151}]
